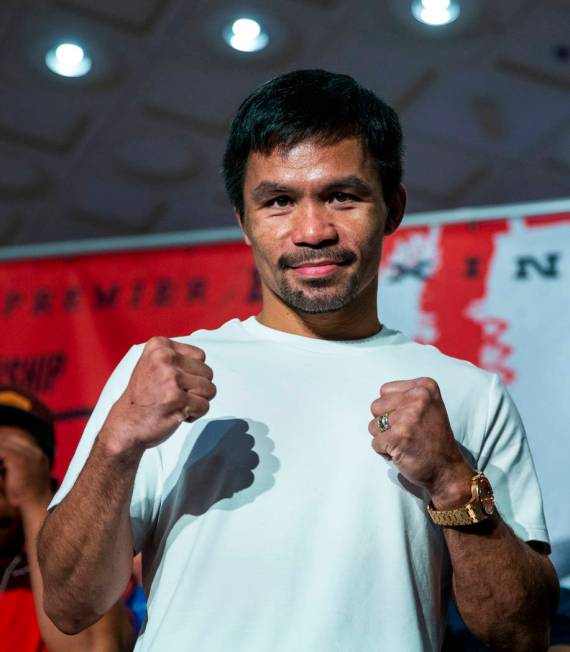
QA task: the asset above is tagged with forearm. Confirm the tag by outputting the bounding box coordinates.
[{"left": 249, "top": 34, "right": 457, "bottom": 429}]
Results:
[
  {"left": 23, "top": 497, "right": 84, "bottom": 651},
  {"left": 38, "top": 433, "right": 143, "bottom": 634},
  {"left": 24, "top": 499, "right": 134, "bottom": 652},
  {"left": 446, "top": 515, "right": 559, "bottom": 651}
]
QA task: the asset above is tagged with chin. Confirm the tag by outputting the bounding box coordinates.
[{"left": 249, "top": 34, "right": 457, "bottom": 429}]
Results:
[
  {"left": 281, "top": 288, "right": 357, "bottom": 314},
  {"left": 278, "top": 273, "right": 361, "bottom": 314},
  {"left": 294, "top": 303, "right": 347, "bottom": 315}
]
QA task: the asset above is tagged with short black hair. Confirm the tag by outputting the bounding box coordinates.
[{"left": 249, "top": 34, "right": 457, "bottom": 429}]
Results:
[{"left": 223, "top": 69, "right": 404, "bottom": 217}]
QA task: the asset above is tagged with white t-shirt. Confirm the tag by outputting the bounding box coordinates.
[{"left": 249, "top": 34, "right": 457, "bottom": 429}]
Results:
[{"left": 52, "top": 317, "right": 549, "bottom": 652}]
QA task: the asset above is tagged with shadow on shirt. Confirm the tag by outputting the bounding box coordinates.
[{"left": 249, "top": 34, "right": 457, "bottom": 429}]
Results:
[
  {"left": 163, "top": 418, "right": 263, "bottom": 515},
  {"left": 140, "top": 417, "right": 278, "bottom": 606}
]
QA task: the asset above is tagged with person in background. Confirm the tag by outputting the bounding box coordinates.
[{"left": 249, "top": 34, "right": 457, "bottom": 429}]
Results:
[{"left": 0, "top": 385, "right": 135, "bottom": 652}]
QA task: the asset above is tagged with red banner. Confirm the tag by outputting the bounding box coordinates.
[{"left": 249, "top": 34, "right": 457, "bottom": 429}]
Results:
[{"left": 0, "top": 242, "right": 261, "bottom": 479}]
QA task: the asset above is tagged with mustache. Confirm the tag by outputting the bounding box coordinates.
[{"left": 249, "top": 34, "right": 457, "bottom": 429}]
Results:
[{"left": 278, "top": 247, "right": 357, "bottom": 270}]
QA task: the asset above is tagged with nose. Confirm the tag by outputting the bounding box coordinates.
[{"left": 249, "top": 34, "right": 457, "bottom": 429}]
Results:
[{"left": 291, "top": 200, "right": 339, "bottom": 248}]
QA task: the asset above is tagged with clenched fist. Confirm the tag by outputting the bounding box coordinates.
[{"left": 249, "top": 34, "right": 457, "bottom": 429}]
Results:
[
  {"left": 369, "top": 377, "right": 474, "bottom": 509},
  {"left": 101, "top": 337, "right": 216, "bottom": 454}
]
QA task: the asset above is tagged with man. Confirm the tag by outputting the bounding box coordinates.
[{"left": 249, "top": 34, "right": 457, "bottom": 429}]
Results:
[
  {"left": 0, "top": 385, "right": 134, "bottom": 651},
  {"left": 38, "top": 69, "right": 559, "bottom": 651}
]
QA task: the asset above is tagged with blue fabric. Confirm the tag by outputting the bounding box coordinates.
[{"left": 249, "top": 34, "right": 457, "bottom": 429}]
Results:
[{"left": 126, "top": 585, "right": 148, "bottom": 635}]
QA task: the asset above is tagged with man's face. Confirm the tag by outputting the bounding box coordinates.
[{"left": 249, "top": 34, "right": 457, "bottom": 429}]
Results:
[{"left": 240, "top": 137, "right": 400, "bottom": 314}]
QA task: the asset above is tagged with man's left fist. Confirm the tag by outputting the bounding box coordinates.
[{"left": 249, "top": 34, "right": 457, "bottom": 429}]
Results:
[{"left": 368, "top": 377, "right": 474, "bottom": 508}]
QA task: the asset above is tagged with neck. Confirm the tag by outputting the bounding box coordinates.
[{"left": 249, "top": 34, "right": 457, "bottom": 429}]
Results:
[{"left": 257, "top": 279, "right": 381, "bottom": 340}]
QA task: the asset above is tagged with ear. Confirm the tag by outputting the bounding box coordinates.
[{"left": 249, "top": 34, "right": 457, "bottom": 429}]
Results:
[
  {"left": 235, "top": 210, "right": 251, "bottom": 246},
  {"left": 384, "top": 184, "right": 407, "bottom": 236}
]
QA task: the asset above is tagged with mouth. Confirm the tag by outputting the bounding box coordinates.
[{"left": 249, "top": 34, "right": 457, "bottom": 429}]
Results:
[{"left": 290, "top": 259, "right": 349, "bottom": 278}]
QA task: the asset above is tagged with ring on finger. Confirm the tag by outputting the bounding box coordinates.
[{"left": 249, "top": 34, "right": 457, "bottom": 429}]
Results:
[{"left": 376, "top": 411, "right": 391, "bottom": 433}]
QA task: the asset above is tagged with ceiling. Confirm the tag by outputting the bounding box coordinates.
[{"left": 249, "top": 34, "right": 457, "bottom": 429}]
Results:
[{"left": 0, "top": 0, "right": 569, "bottom": 249}]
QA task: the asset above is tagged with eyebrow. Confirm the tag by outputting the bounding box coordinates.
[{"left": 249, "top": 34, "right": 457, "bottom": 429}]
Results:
[
  {"left": 251, "top": 182, "right": 294, "bottom": 203},
  {"left": 323, "top": 175, "right": 374, "bottom": 197},
  {"left": 251, "top": 176, "right": 374, "bottom": 203}
]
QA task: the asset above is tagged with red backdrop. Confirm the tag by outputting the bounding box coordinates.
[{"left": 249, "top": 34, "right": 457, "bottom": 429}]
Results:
[{"left": 0, "top": 241, "right": 261, "bottom": 479}]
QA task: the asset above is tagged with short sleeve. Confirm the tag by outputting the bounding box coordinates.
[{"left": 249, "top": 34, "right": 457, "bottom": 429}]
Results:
[
  {"left": 50, "top": 344, "right": 163, "bottom": 554},
  {"left": 476, "top": 374, "right": 550, "bottom": 546}
]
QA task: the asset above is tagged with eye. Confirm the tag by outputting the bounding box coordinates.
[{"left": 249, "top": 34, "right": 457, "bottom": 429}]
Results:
[
  {"left": 331, "top": 191, "right": 356, "bottom": 203},
  {"left": 267, "top": 195, "right": 292, "bottom": 208}
]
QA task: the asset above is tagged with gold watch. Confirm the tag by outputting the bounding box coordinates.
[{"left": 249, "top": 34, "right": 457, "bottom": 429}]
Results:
[{"left": 427, "top": 472, "right": 495, "bottom": 526}]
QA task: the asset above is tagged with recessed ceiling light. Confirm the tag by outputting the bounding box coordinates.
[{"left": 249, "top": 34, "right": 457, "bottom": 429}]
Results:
[
  {"left": 411, "top": 0, "right": 460, "bottom": 27},
  {"left": 45, "top": 42, "right": 92, "bottom": 77},
  {"left": 223, "top": 18, "right": 269, "bottom": 53}
]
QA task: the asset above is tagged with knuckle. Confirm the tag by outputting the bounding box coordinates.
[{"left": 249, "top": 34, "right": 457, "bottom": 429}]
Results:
[
  {"left": 191, "top": 395, "right": 209, "bottom": 417},
  {"left": 196, "top": 378, "right": 215, "bottom": 400},
  {"left": 191, "top": 377, "right": 216, "bottom": 400},
  {"left": 178, "top": 404, "right": 191, "bottom": 420},
  {"left": 200, "top": 363, "right": 214, "bottom": 381},
  {"left": 174, "top": 371, "right": 187, "bottom": 388},
  {"left": 418, "top": 377, "right": 439, "bottom": 393},
  {"left": 413, "top": 386, "right": 431, "bottom": 403},
  {"left": 370, "top": 399, "right": 382, "bottom": 415},
  {"left": 154, "top": 347, "right": 176, "bottom": 365},
  {"left": 371, "top": 437, "right": 383, "bottom": 454},
  {"left": 145, "top": 336, "right": 170, "bottom": 351},
  {"left": 166, "top": 373, "right": 179, "bottom": 389},
  {"left": 399, "top": 405, "right": 417, "bottom": 422},
  {"left": 395, "top": 428, "right": 410, "bottom": 445},
  {"left": 194, "top": 361, "right": 214, "bottom": 382},
  {"left": 189, "top": 346, "right": 206, "bottom": 362},
  {"left": 390, "top": 447, "right": 402, "bottom": 463},
  {"left": 398, "top": 415, "right": 415, "bottom": 432},
  {"left": 164, "top": 384, "right": 181, "bottom": 404}
]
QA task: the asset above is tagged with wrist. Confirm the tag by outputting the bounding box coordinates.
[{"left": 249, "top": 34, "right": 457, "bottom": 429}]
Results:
[
  {"left": 97, "top": 425, "right": 145, "bottom": 464},
  {"left": 429, "top": 462, "right": 476, "bottom": 510}
]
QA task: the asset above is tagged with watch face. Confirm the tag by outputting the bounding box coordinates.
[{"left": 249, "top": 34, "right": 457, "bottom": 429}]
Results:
[{"left": 478, "top": 476, "right": 495, "bottom": 515}]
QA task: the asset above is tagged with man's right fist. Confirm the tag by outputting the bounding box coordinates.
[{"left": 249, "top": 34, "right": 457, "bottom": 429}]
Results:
[{"left": 100, "top": 337, "right": 216, "bottom": 454}]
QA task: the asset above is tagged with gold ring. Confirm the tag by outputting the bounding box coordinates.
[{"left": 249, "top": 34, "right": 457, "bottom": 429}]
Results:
[{"left": 376, "top": 412, "right": 390, "bottom": 432}]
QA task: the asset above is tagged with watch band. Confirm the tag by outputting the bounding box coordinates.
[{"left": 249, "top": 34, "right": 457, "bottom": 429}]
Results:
[
  {"left": 427, "top": 472, "right": 493, "bottom": 526},
  {"left": 427, "top": 499, "right": 487, "bottom": 526}
]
